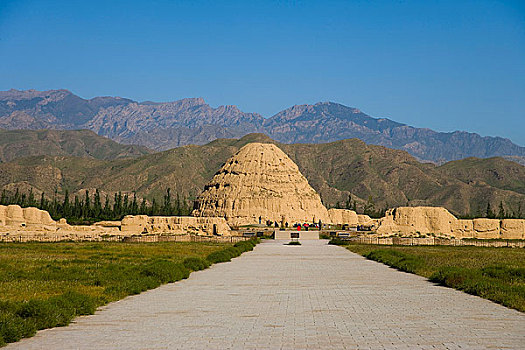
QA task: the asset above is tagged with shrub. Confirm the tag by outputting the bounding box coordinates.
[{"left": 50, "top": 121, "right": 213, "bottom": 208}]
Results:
[
  {"left": 365, "top": 250, "right": 424, "bottom": 274},
  {"left": 0, "top": 314, "right": 36, "bottom": 344},
  {"left": 233, "top": 240, "right": 257, "bottom": 251},
  {"left": 17, "top": 299, "right": 69, "bottom": 330},
  {"left": 286, "top": 241, "right": 301, "bottom": 245},
  {"left": 206, "top": 249, "right": 237, "bottom": 263},
  {"left": 141, "top": 260, "right": 190, "bottom": 283},
  {"left": 183, "top": 257, "right": 211, "bottom": 271},
  {"left": 206, "top": 239, "right": 259, "bottom": 264},
  {"left": 328, "top": 238, "right": 348, "bottom": 246},
  {"left": 481, "top": 266, "right": 525, "bottom": 281},
  {"left": 53, "top": 291, "right": 98, "bottom": 316},
  {"left": 429, "top": 265, "right": 525, "bottom": 309}
]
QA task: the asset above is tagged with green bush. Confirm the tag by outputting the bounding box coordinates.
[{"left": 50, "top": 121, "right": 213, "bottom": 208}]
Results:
[
  {"left": 183, "top": 257, "right": 211, "bottom": 271},
  {"left": 481, "top": 265, "right": 525, "bottom": 281},
  {"left": 0, "top": 313, "right": 36, "bottom": 344},
  {"left": 141, "top": 260, "right": 190, "bottom": 283},
  {"left": 206, "top": 249, "right": 236, "bottom": 263},
  {"left": 328, "top": 238, "right": 348, "bottom": 246},
  {"left": 429, "top": 266, "right": 525, "bottom": 310},
  {"left": 206, "top": 239, "right": 259, "bottom": 264},
  {"left": 233, "top": 239, "right": 257, "bottom": 251},
  {"left": 17, "top": 299, "right": 69, "bottom": 330},
  {"left": 286, "top": 241, "right": 301, "bottom": 245},
  {"left": 0, "top": 291, "right": 99, "bottom": 345},
  {"left": 365, "top": 249, "right": 424, "bottom": 274}
]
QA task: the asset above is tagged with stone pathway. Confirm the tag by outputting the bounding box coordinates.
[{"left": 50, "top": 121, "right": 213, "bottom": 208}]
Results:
[{"left": 9, "top": 240, "right": 525, "bottom": 349}]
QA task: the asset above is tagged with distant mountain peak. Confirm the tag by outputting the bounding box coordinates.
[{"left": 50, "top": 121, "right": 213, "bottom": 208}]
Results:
[{"left": 0, "top": 88, "right": 523, "bottom": 164}]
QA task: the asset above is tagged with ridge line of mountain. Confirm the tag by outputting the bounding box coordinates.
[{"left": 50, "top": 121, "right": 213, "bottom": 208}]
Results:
[{"left": 1, "top": 88, "right": 523, "bottom": 164}]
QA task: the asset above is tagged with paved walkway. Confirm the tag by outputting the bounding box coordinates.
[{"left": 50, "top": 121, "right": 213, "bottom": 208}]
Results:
[{"left": 9, "top": 240, "right": 525, "bottom": 349}]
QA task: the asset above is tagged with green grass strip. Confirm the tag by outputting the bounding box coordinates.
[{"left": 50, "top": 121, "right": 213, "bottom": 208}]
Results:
[
  {"left": 339, "top": 241, "right": 525, "bottom": 313},
  {"left": 0, "top": 238, "right": 259, "bottom": 346}
]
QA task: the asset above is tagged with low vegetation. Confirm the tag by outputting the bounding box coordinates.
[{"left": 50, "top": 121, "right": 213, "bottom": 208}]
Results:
[
  {"left": 0, "top": 239, "right": 258, "bottom": 346},
  {"left": 342, "top": 242, "right": 525, "bottom": 312},
  {"left": 286, "top": 241, "right": 301, "bottom": 245}
]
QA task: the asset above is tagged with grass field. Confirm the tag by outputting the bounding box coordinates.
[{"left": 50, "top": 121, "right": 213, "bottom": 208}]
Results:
[
  {"left": 343, "top": 242, "right": 525, "bottom": 312},
  {"left": 0, "top": 239, "right": 258, "bottom": 346}
]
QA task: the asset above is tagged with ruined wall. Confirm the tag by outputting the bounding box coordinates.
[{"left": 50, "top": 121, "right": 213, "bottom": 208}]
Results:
[
  {"left": 0, "top": 205, "right": 232, "bottom": 241},
  {"left": 327, "top": 209, "right": 359, "bottom": 226},
  {"left": 0, "top": 205, "right": 57, "bottom": 230},
  {"left": 121, "top": 215, "right": 232, "bottom": 236},
  {"left": 375, "top": 206, "right": 525, "bottom": 239}
]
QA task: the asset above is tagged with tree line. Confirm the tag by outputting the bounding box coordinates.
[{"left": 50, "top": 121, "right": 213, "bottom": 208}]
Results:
[
  {"left": 480, "top": 201, "right": 523, "bottom": 220},
  {"left": 0, "top": 188, "right": 192, "bottom": 224},
  {"left": 332, "top": 195, "right": 387, "bottom": 218}
]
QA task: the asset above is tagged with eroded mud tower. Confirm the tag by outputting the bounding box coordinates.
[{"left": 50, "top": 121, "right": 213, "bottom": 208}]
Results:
[{"left": 192, "top": 142, "right": 330, "bottom": 226}]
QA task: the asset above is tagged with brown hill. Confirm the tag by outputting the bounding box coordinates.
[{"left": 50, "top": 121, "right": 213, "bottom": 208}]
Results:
[
  {"left": 0, "top": 134, "right": 523, "bottom": 217},
  {"left": 0, "top": 129, "right": 152, "bottom": 162}
]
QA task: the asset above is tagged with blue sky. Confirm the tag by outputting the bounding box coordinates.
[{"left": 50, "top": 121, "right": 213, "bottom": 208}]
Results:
[{"left": 1, "top": 0, "right": 524, "bottom": 145}]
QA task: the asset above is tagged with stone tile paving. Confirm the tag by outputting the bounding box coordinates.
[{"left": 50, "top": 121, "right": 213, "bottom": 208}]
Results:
[{"left": 8, "top": 240, "right": 525, "bottom": 349}]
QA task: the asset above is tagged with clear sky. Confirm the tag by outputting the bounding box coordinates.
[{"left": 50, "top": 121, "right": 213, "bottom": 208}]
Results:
[{"left": 1, "top": 0, "right": 524, "bottom": 145}]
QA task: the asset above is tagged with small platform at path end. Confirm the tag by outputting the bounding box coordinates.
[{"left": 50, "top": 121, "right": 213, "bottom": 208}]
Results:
[{"left": 274, "top": 230, "right": 320, "bottom": 240}]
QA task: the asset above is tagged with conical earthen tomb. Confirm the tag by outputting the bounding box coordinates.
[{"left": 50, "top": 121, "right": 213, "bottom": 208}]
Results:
[{"left": 192, "top": 142, "right": 330, "bottom": 226}]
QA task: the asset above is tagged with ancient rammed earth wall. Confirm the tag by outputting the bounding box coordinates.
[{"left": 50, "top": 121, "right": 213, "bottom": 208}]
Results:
[
  {"left": 1, "top": 204, "right": 523, "bottom": 241},
  {"left": 324, "top": 207, "right": 524, "bottom": 239},
  {"left": 375, "top": 207, "right": 525, "bottom": 239},
  {"left": 0, "top": 205, "right": 232, "bottom": 241}
]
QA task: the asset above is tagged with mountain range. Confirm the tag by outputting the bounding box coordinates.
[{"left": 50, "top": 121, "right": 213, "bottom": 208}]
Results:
[
  {"left": 1, "top": 89, "right": 524, "bottom": 164},
  {"left": 0, "top": 131, "right": 523, "bottom": 218}
]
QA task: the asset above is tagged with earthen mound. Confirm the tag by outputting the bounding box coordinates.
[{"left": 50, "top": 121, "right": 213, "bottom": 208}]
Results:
[{"left": 192, "top": 143, "right": 330, "bottom": 226}]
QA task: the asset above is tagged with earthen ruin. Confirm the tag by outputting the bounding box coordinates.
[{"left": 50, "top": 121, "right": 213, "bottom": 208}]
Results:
[
  {"left": 192, "top": 143, "right": 331, "bottom": 226},
  {"left": 0, "top": 204, "right": 231, "bottom": 242}
]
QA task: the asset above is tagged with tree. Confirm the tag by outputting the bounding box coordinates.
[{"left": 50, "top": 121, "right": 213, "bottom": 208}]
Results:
[
  {"left": 83, "top": 190, "right": 91, "bottom": 218},
  {"left": 140, "top": 198, "right": 147, "bottom": 214},
  {"left": 73, "top": 195, "right": 81, "bottom": 218},
  {"left": 131, "top": 193, "right": 138, "bottom": 214},
  {"left": 364, "top": 195, "right": 375, "bottom": 216},
  {"left": 93, "top": 189, "right": 102, "bottom": 218},
  {"left": 40, "top": 192, "right": 46, "bottom": 209},
  {"left": 345, "top": 195, "right": 352, "bottom": 210},
  {"left": 103, "top": 195, "right": 111, "bottom": 219},
  {"left": 498, "top": 201, "right": 505, "bottom": 219},
  {"left": 486, "top": 202, "right": 494, "bottom": 219},
  {"left": 63, "top": 190, "right": 71, "bottom": 218},
  {"left": 175, "top": 193, "right": 181, "bottom": 215},
  {"left": 163, "top": 188, "right": 172, "bottom": 215},
  {"left": 0, "top": 189, "right": 7, "bottom": 205},
  {"left": 27, "top": 189, "right": 36, "bottom": 207}
]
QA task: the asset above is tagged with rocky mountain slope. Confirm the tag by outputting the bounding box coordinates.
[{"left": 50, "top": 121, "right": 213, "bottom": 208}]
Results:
[
  {"left": 0, "top": 133, "right": 523, "bottom": 218},
  {"left": 0, "top": 129, "right": 151, "bottom": 162},
  {"left": 1, "top": 89, "right": 524, "bottom": 163}
]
